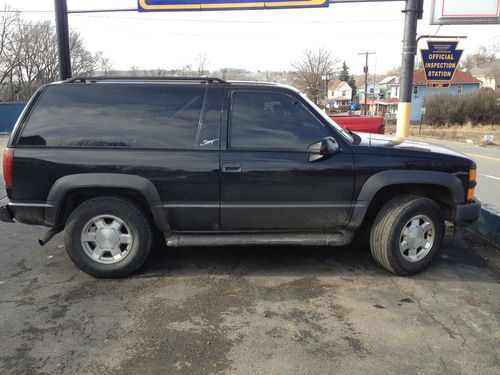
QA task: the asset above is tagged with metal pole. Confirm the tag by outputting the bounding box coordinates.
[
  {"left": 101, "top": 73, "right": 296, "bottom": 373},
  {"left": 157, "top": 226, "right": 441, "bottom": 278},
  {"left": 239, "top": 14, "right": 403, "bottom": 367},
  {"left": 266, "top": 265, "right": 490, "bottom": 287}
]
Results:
[
  {"left": 54, "top": 0, "right": 71, "bottom": 80},
  {"left": 396, "top": 0, "right": 422, "bottom": 137},
  {"left": 364, "top": 53, "right": 369, "bottom": 115}
]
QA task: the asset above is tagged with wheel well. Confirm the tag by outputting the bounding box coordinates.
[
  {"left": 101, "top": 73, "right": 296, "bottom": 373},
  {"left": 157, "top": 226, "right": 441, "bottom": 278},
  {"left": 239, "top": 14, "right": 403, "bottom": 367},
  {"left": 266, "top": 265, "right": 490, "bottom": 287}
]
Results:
[
  {"left": 57, "top": 187, "right": 153, "bottom": 226},
  {"left": 362, "top": 184, "right": 455, "bottom": 225}
]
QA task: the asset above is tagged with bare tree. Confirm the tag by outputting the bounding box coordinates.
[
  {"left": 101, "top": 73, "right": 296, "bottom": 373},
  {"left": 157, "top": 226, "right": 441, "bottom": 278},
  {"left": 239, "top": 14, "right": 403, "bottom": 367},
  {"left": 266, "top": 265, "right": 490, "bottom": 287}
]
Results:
[
  {"left": 460, "top": 44, "right": 500, "bottom": 71},
  {"left": 178, "top": 64, "right": 196, "bottom": 77},
  {"left": 0, "top": 9, "right": 108, "bottom": 101},
  {"left": 96, "top": 52, "right": 113, "bottom": 75},
  {"left": 129, "top": 65, "right": 141, "bottom": 76},
  {"left": 149, "top": 68, "right": 168, "bottom": 77},
  {"left": 0, "top": 6, "right": 20, "bottom": 89},
  {"left": 385, "top": 66, "right": 401, "bottom": 76},
  {"left": 70, "top": 31, "right": 100, "bottom": 76},
  {"left": 194, "top": 53, "right": 209, "bottom": 75},
  {"left": 291, "top": 48, "right": 339, "bottom": 105}
]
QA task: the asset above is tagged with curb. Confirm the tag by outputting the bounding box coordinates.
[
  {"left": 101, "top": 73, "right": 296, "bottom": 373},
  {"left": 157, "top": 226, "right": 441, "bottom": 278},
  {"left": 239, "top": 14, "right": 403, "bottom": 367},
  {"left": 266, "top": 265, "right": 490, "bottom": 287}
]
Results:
[{"left": 466, "top": 204, "right": 500, "bottom": 249}]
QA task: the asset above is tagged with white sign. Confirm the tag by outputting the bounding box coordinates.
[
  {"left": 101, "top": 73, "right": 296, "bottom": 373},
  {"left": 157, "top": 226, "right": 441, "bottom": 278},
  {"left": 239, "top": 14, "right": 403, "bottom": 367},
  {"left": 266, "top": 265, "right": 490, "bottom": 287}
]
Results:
[{"left": 431, "top": 0, "right": 500, "bottom": 25}]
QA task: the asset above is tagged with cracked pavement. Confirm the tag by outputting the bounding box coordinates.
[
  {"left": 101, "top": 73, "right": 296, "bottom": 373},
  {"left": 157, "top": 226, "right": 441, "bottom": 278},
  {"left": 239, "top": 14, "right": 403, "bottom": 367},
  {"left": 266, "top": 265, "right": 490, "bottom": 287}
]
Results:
[{"left": 0, "top": 222, "right": 499, "bottom": 374}]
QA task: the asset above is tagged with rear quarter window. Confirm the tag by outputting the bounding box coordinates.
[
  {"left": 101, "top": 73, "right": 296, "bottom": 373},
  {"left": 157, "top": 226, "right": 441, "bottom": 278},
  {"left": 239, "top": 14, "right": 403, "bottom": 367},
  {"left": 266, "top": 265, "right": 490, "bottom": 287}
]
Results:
[{"left": 17, "top": 84, "right": 206, "bottom": 149}]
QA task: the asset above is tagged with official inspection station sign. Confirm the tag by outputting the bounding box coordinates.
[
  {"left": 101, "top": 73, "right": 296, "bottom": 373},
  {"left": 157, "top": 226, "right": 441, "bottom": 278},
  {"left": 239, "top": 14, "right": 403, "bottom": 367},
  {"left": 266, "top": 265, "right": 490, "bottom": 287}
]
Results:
[
  {"left": 138, "top": 0, "right": 329, "bottom": 11},
  {"left": 420, "top": 40, "right": 463, "bottom": 88}
]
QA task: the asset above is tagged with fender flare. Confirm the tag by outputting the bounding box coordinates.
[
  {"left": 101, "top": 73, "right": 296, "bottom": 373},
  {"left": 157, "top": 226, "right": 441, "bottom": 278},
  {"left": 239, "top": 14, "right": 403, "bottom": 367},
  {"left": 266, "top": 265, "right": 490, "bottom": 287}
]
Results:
[
  {"left": 44, "top": 173, "right": 169, "bottom": 232},
  {"left": 348, "top": 170, "right": 465, "bottom": 229}
]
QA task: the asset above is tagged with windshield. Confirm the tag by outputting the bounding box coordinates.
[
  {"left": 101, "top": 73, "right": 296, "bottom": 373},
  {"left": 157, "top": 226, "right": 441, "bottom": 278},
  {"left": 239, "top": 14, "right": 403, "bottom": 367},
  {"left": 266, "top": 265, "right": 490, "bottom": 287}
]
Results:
[{"left": 298, "top": 91, "right": 354, "bottom": 143}]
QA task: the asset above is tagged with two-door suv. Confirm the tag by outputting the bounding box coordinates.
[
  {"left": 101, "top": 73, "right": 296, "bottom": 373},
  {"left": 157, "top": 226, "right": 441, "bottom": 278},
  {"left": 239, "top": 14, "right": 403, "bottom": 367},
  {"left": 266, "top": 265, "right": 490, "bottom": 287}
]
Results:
[{"left": 1, "top": 77, "right": 481, "bottom": 278}]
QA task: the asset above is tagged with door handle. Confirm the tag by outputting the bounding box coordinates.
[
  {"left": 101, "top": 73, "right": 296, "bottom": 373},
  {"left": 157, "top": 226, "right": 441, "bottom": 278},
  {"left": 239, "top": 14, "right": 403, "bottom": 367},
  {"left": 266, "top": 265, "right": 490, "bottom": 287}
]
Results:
[{"left": 222, "top": 164, "right": 242, "bottom": 173}]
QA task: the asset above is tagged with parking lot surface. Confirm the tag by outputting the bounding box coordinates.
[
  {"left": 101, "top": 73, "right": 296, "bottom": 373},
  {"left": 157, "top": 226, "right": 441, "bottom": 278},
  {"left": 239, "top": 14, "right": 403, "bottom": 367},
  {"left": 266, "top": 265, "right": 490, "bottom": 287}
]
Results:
[
  {"left": 1, "top": 135, "right": 499, "bottom": 374},
  {"left": 0, "top": 223, "right": 499, "bottom": 374}
]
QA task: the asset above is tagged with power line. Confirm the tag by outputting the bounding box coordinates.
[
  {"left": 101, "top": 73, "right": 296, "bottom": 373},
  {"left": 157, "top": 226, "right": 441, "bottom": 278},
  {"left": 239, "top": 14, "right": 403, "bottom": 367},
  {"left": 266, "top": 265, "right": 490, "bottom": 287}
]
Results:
[{"left": 5, "top": 9, "right": 403, "bottom": 24}]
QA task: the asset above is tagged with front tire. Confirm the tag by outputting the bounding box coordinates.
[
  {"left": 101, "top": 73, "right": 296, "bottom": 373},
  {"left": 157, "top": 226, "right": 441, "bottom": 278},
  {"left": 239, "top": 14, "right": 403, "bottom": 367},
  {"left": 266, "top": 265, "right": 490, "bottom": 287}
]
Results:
[
  {"left": 370, "top": 195, "right": 444, "bottom": 275},
  {"left": 65, "top": 196, "right": 153, "bottom": 278}
]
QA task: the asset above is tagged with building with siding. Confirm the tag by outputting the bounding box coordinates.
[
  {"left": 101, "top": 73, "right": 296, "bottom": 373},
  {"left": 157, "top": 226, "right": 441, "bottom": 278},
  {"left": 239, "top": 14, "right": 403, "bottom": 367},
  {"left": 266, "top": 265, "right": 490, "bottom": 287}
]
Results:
[
  {"left": 327, "top": 80, "right": 354, "bottom": 109},
  {"left": 0, "top": 103, "right": 26, "bottom": 133},
  {"left": 389, "top": 70, "right": 481, "bottom": 123}
]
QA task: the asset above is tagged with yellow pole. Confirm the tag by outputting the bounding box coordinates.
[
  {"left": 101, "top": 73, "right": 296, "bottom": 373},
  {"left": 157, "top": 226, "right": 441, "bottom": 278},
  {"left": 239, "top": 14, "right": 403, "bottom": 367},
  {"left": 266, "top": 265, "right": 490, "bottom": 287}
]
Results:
[{"left": 396, "top": 102, "right": 411, "bottom": 138}]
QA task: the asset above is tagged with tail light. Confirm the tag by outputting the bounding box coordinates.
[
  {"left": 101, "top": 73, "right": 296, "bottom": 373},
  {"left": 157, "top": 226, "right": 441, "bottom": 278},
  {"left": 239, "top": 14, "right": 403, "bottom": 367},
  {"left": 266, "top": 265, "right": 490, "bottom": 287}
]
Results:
[
  {"left": 3, "top": 148, "right": 13, "bottom": 188},
  {"left": 466, "top": 167, "right": 477, "bottom": 202}
]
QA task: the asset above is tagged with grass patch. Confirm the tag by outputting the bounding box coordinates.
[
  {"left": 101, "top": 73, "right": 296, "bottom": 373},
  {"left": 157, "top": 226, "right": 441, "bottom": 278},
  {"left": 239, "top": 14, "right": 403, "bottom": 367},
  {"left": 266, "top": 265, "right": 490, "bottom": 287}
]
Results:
[{"left": 385, "top": 124, "right": 500, "bottom": 145}]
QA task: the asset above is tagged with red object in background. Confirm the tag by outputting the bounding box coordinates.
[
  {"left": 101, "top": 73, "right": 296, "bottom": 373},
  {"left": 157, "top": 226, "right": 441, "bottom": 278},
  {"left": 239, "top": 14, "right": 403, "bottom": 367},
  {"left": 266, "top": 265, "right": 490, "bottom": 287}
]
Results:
[{"left": 331, "top": 116, "right": 385, "bottom": 134}]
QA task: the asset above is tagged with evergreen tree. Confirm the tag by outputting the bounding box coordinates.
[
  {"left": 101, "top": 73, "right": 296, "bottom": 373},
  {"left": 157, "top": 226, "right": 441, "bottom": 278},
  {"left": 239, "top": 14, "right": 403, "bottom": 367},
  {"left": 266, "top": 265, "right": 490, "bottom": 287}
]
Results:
[
  {"left": 348, "top": 75, "right": 357, "bottom": 98},
  {"left": 339, "top": 61, "right": 350, "bottom": 82}
]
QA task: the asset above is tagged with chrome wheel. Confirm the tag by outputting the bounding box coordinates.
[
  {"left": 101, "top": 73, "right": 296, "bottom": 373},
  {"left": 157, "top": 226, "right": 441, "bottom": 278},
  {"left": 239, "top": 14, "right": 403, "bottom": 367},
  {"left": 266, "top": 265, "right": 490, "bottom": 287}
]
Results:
[
  {"left": 81, "top": 214, "right": 133, "bottom": 264},
  {"left": 399, "top": 214, "right": 435, "bottom": 263}
]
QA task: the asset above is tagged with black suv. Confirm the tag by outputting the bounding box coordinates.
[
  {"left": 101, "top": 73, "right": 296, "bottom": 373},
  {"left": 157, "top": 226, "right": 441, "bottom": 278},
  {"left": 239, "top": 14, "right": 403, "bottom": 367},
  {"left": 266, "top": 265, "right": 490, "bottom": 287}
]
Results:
[{"left": 0, "top": 77, "right": 481, "bottom": 278}]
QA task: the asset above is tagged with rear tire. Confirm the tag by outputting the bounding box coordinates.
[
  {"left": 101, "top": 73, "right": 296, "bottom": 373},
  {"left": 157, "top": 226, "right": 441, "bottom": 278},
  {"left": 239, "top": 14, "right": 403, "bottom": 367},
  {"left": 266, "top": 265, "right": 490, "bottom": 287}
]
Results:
[
  {"left": 370, "top": 195, "right": 444, "bottom": 275},
  {"left": 65, "top": 196, "right": 153, "bottom": 278}
]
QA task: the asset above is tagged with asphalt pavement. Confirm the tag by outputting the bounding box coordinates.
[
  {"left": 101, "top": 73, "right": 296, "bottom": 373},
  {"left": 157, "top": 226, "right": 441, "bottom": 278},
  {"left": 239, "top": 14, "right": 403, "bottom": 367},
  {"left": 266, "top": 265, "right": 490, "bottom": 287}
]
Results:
[{"left": 1, "top": 134, "right": 500, "bottom": 374}]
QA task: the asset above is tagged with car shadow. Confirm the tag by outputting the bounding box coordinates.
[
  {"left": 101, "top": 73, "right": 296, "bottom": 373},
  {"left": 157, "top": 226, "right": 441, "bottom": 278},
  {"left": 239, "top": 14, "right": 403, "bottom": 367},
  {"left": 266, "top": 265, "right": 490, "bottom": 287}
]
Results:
[{"left": 135, "top": 231, "right": 498, "bottom": 283}]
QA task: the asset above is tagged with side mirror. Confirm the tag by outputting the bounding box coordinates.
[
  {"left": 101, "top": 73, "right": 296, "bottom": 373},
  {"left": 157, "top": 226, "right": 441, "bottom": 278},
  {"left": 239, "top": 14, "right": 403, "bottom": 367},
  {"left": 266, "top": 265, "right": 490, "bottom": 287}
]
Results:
[{"left": 308, "top": 137, "right": 340, "bottom": 162}]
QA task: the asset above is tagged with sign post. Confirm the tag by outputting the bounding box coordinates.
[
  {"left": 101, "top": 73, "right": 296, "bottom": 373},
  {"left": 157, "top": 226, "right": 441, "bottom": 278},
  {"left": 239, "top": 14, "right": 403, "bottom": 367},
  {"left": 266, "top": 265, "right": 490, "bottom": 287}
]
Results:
[
  {"left": 395, "top": 0, "right": 423, "bottom": 138},
  {"left": 54, "top": 0, "right": 71, "bottom": 80},
  {"left": 420, "top": 40, "right": 463, "bottom": 88}
]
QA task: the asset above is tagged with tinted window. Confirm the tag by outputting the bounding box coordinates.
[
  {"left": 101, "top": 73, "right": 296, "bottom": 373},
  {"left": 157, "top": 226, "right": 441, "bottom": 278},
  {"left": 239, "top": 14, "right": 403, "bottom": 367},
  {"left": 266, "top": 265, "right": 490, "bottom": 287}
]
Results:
[
  {"left": 18, "top": 84, "right": 206, "bottom": 149},
  {"left": 230, "top": 91, "right": 327, "bottom": 150}
]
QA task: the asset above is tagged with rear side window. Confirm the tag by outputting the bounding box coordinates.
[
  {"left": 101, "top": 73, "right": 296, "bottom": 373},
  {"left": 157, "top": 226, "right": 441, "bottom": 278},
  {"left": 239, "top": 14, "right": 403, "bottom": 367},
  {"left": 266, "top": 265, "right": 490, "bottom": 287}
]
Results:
[{"left": 18, "top": 84, "right": 206, "bottom": 149}]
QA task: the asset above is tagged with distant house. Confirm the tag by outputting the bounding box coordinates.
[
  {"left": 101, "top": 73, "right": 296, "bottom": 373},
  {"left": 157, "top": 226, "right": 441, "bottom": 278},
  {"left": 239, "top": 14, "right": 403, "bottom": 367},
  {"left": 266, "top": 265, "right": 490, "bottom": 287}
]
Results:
[
  {"left": 470, "top": 60, "right": 500, "bottom": 90},
  {"left": 389, "top": 70, "right": 480, "bottom": 123},
  {"left": 357, "top": 82, "right": 381, "bottom": 101},
  {"left": 327, "top": 80, "right": 353, "bottom": 109},
  {"left": 378, "top": 76, "right": 398, "bottom": 98},
  {"left": 361, "top": 98, "right": 399, "bottom": 117}
]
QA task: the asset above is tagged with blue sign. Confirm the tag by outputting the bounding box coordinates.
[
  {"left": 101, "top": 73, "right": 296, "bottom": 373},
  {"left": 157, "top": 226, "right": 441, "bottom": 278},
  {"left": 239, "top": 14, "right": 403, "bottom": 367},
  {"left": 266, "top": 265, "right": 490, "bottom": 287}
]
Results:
[
  {"left": 138, "top": 0, "right": 329, "bottom": 12},
  {"left": 420, "top": 40, "right": 463, "bottom": 88}
]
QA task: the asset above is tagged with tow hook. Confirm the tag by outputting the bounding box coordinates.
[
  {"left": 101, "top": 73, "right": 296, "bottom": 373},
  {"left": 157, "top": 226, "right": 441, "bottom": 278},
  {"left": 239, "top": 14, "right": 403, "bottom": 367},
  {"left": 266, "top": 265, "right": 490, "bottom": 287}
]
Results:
[{"left": 39, "top": 227, "right": 64, "bottom": 247}]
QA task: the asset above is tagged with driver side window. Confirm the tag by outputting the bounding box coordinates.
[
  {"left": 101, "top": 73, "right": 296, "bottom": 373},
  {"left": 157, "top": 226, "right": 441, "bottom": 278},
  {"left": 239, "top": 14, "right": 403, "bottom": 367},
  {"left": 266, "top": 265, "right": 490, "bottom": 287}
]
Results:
[{"left": 229, "top": 91, "right": 327, "bottom": 150}]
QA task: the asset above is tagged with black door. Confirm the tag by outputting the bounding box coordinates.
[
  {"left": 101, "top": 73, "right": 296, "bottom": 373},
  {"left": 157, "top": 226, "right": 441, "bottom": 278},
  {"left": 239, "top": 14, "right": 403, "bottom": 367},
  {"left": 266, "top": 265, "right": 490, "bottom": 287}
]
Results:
[{"left": 220, "top": 89, "right": 355, "bottom": 231}]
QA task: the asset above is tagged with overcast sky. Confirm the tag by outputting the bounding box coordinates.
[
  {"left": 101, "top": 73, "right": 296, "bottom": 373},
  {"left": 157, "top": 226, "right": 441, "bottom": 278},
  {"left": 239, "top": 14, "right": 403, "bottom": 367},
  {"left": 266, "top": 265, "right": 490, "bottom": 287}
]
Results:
[{"left": 5, "top": 0, "right": 500, "bottom": 75}]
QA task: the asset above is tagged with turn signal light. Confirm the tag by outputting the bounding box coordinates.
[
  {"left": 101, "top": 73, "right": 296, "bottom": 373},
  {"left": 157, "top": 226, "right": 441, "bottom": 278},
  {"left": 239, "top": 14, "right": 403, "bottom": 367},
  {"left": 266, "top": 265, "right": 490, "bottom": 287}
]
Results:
[
  {"left": 3, "top": 148, "right": 14, "bottom": 188},
  {"left": 467, "top": 167, "right": 477, "bottom": 202},
  {"left": 466, "top": 188, "right": 475, "bottom": 202},
  {"left": 468, "top": 168, "right": 477, "bottom": 182}
]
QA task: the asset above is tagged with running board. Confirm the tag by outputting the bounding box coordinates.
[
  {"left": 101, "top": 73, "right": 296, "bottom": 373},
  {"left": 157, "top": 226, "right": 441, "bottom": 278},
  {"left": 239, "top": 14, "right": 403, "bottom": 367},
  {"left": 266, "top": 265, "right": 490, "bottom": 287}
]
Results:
[{"left": 166, "top": 231, "right": 353, "bottom": 247}]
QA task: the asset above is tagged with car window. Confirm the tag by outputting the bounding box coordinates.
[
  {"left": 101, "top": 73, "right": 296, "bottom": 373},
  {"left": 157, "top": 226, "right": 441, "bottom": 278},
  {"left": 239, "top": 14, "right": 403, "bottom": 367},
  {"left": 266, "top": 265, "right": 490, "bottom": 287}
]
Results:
[
  {"left": 230, "top": 91, "right": 327, "bottom": 150},
  {"left": 18, "top": 84, "right": 206, "bottom": 149}
]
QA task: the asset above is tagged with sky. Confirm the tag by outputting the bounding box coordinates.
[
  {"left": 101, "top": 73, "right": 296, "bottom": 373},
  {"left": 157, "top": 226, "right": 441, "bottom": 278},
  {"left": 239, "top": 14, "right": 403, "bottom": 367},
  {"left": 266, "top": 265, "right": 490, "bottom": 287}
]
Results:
[{"left": 5, "top": 0, "right": 500, "bottom": 76}]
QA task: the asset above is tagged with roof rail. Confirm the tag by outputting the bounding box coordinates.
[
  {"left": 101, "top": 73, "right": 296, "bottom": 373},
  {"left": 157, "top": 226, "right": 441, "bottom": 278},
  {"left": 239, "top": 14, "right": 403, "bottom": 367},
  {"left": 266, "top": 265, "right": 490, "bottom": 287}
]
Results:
[{"left": 64, "top": 76, "right": 228, "bottom": 84}]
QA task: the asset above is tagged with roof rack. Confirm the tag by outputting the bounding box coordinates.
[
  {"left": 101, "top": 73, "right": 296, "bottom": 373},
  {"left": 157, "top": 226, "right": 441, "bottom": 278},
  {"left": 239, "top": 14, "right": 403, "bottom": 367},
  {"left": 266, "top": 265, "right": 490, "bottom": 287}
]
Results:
[{"left": 65, "top": 76, "right": 228, "bottom": 84}]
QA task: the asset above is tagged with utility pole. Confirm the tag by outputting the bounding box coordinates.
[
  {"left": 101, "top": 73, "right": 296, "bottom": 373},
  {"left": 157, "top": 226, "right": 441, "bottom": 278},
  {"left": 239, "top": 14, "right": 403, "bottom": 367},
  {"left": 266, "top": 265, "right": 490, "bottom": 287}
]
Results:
[
  {"left": 396, "top": 0, "right": 423, "bottom": 137},
  {"left": 358, "top": 51, "right": 376, "bottom": 116},
  {"left": 322, "top": 74, "right": 331, "bottom": 111},
  {"left": 54, "top": 0, "right": 72, "bottom": 80}
]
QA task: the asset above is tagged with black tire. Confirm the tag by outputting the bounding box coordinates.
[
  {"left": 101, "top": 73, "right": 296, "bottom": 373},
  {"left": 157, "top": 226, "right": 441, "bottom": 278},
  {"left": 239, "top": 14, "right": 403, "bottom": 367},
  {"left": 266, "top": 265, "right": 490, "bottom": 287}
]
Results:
[
  {"left": 64, "top": 196, "right": 153, "bottom": 278},
  {"left": 370, "top": 195, "right": 444, "bottom": 276}
]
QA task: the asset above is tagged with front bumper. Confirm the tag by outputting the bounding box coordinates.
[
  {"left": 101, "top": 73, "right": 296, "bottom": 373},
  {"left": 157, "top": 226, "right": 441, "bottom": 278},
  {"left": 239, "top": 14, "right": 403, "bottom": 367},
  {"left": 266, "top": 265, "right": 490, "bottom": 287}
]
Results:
[
  {"left": 0, "top": 197, "right": 14, "bottom": 223},
  {"left": 454, "top": 198, "right": 481, "bottom": 225}
]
